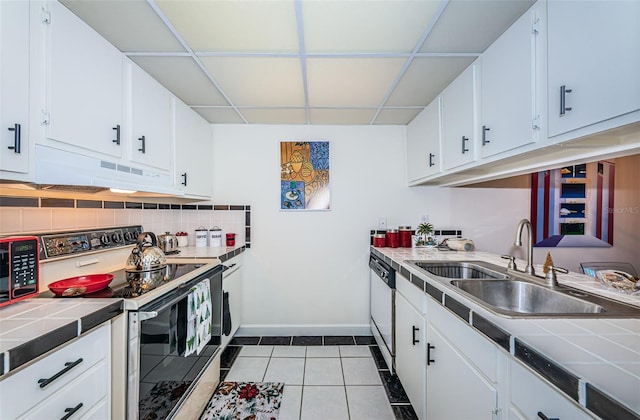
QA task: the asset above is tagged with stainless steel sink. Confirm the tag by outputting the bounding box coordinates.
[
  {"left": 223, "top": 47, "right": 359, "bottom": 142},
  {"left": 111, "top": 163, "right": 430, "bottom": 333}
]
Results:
[
  {"left": 407, "top": 261, "right": 508, "bottom": 279},
  {"left": 450, "top": 279, "right": 640, "bottom": 317}
]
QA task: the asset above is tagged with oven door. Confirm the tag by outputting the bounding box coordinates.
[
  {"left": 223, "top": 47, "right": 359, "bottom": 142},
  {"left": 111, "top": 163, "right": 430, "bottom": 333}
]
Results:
[{"left": 127, "top": 265, "right": 223, "bottom": 419}]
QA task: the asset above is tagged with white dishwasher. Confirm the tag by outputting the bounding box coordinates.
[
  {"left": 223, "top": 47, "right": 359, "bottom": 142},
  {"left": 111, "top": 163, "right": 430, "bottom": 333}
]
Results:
[{"left": 369, "top": 254, "right": 396, "bottom": 374}]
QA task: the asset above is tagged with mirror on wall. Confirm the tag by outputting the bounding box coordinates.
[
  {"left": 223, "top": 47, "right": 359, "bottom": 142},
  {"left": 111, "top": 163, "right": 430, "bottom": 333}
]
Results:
[{"left": 531, "top": 161, "right": 614, "bottom": 247}]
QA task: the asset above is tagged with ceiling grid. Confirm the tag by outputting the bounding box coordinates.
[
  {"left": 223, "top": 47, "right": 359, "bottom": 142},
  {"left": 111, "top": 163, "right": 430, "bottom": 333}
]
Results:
[{"left": 60, "top": 0, "right": 535, "bottom": 125}]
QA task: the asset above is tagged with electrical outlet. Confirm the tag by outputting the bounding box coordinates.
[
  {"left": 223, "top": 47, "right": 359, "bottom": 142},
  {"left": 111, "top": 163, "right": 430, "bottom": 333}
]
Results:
[
  {"left": 420, "top": 214, "right": 429, "bottom": 223},
  {"left": 378, "top": 217, "right": 387, "bottom": 230}
]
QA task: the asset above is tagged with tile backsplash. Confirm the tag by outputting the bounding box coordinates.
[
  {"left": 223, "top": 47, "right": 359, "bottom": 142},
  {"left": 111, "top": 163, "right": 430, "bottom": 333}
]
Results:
[{"left": 0, "top": 197, "right": 251, "bottom": 247}]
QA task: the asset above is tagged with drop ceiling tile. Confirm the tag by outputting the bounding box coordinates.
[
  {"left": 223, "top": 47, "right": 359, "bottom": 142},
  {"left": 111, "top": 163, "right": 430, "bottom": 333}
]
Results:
[
  {"left": 419, "top": 0, "right": 535, "bottom": 53},
  {"left": 200, "top": 57, "right": 305, "bottom": 107},
  {"left": 156, "top": 0, "right": 299, "bottom": 52},
  {"left": 60, "top": 0, "right": 185, "bottom": 52},
  {"left": 193, "top": 107, "right": 245, "bottom": 124},
  {"left": 374, "top": 108, "right": 423, "bottom": 125},
  {"left": 241, "top": 108, "right": 308, "bottom": 124},
  {"left": 386, "top": 57, "right": 476, "bottom": 106},
  {"left": 309, "top": 108, "right": 377, "bottom": 125},
  {"left": 302, "top": 1, "right": 440, "bottom": 53},
  {"left": 307, "top": 58, "right": 406, "bottom": 107},
  {"left": 129, "top": 56, "right": 228, "bottom": 106}
]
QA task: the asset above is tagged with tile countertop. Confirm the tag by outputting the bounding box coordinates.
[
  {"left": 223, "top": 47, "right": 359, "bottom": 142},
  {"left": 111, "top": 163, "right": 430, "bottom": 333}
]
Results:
[
  {"left": 171, "top": 245, "right": 246, "bottom": 262},
  {"left": 0, "top": 299, "right": 122, "bottom": 377},
  {"left": 371, "top": 246, "right": 640, "bottom": 418}
]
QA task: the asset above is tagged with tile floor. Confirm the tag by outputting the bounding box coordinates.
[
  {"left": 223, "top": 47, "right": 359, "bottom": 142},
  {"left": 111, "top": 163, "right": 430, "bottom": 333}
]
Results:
[{"left": 218, "top": 336, "right": 418, "bottom": 420}]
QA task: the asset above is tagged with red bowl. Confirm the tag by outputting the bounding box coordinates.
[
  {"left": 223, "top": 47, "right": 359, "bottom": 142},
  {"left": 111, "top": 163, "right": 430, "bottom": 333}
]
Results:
[{"left": 48, "top": 274, "right": 114, "bottom": 297}]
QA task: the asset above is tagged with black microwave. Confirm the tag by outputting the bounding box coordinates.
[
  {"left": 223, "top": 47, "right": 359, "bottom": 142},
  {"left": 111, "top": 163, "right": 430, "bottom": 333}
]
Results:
[{"left": 0, "top": 236, "right": 40, "bottom": 307}]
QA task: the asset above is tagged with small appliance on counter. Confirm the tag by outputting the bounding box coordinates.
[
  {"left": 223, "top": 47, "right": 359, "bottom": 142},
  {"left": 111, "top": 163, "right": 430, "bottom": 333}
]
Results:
[
  {"left": 157, "top": 231, "right": 179, "bottom": 254},
  {"left": 0, "top": 236, "right": 40, "bottom": 307},
  {"left": 445, "top": 238, "right": 475, "bottom": 251}
]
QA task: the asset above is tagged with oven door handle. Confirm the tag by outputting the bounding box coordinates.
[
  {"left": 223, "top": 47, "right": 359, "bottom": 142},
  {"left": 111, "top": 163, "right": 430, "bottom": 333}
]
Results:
[{"left": 138, "top": 311, "right": 158, "bottom": 321}]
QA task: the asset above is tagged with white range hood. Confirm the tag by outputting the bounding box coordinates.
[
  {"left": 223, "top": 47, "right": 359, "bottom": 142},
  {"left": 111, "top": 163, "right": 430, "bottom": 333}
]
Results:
[{"left": 35, "top": 144, "right": 181, "bottom": 196}]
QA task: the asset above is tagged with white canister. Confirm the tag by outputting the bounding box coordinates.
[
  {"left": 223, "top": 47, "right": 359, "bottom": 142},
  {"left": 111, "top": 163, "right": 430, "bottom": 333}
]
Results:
[
  {"left": 209, "top": 226, "right": 222, "bottom": 247},
  {"left": 195, "top": 226, "right": 208, "bottom": 247}
]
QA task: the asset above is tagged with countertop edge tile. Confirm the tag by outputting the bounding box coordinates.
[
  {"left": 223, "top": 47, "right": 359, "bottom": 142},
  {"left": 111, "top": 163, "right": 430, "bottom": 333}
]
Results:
[{"left": 9, "top": 321, "right": 78, "bottom": 372}]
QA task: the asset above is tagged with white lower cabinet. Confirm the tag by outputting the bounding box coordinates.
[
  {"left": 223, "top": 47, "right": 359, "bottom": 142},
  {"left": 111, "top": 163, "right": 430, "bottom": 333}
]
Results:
[
  {"left": 509, "top": 360, "right": 593, "bottom": 420},
  {"left": 425, "top": 298, "right": 500, "bottom": 419},
  {"left": 221, "top": 256, "right": 243, "bottom": 348},
  {"left": 395, "top": 286, "right": 426, "bottom": 419},
  {"left": 0, "top": 323, "right": 111, "bottom": 420}
]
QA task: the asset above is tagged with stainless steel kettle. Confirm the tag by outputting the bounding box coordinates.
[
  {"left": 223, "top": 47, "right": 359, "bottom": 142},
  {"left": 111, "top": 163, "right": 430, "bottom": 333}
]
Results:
[{"left": 126, "top": 232, "right": 167, "bottom": 271}]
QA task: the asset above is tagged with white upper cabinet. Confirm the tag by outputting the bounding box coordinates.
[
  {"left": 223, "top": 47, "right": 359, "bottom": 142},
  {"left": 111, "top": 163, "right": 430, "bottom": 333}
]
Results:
[
  {"left": 406, "top": 98, "right": 441, "bottom": 183},
  {"left": 44, "top": 0, "right": 124, "bottom": 158},
  {"left": 547, "top": 0, "right": 640, "bottom": 137},
  {"left": 480, "top": 2, "right": 542, "bottom": 158},
  {"left": 0, "top": 0, "right": 30, "bottom": 175},
  {"left": 130, "top": 63, "right": 173, "bottom": 171},
  {"left": 174, "top": 99, "right": 212, "bottom": 197},
  {"left": 441, "top": 62, "right": 478, "bottom": 171}
]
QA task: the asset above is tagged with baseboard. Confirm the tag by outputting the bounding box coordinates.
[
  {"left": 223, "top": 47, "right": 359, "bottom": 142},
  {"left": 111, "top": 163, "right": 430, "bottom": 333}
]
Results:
[{"left": 235, "top": 324, "right": 371, "bottom": 337}]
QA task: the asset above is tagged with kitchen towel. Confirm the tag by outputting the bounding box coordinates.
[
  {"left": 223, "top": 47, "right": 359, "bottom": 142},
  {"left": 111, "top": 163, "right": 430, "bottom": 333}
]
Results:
[{"left": 185, "top": 278, "right": 212, "bottom": 356}]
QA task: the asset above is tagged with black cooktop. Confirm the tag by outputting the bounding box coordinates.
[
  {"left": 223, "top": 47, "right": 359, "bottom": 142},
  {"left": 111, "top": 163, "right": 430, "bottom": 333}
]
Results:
[{"left": 41, "top": 263, "right": 204, "bottom": 299}]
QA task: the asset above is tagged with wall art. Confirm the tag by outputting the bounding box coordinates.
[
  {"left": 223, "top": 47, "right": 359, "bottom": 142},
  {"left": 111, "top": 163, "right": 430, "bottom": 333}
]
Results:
[{"left": 280, "top": 141, "right": 330, "bottom": 210}]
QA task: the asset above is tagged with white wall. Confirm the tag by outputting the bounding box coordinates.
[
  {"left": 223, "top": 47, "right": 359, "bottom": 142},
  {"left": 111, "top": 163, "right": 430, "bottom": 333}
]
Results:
[{"left": 211, "top": 124, "right": 453, "bottom": 335}]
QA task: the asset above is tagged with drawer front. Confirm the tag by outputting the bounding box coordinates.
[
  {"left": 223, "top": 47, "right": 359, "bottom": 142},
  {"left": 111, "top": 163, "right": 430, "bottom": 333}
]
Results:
[
  {"left": 396, "top": 272, "right": 424, "bottom": 314},
  {"left": 510, "top": 361, "right": 593, "bottom": 419},
  {"left": 0, "top": 324, "right": 109, "bottom": 419},
  {"left": 19, "top": 361, "right": 109, "bottom": 420},
  {"left": 429, "top": 299, "right": 497, "bottom": 381}
]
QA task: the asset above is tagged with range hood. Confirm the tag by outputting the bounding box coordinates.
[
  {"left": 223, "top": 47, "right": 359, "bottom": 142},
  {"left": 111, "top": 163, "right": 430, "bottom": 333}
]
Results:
[{"left": 35, "top": 144, "right": 182, "bottom": 196}]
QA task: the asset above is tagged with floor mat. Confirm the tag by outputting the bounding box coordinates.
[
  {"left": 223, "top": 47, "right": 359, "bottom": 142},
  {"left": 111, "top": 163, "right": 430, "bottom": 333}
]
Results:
[
  {"left": 200, "top": 381, "right": 285, "bottom": 420},
  {"left": 139, "top": 380, "right": 191, "bottom": 420}
]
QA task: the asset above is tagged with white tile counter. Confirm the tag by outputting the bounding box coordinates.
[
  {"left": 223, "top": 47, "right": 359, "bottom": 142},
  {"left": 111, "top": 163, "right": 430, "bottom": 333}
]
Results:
[
  {"left": 171, "top": 244, "right": 246, "bottom": 262},
  {"left": 371, "top": 246, "right": 640, "bottom": 418},
  {"left": 0, "top": 299, "right": 122, "bottom": 376}
]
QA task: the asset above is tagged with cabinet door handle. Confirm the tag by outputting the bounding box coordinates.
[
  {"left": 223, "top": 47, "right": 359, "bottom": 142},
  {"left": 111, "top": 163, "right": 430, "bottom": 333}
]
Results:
[
  {"left": 412, "top": 326, "right": 420, "bottom": 345},
  {"left": 138, "top": 135, "right": 146, "bottom": 153},
  {"left": 38, "top": 358, "right": 83, "bottom": 388},
  {"left": 537, "top": 411, "right": 559, "bottom": 420},
  {"left": 427, "top": 343, "right": 435, "bottom": 365},
  {"left": 60, "top": 403, "right": 83, "bottom": 420},
  {"left": 461, "top": 136, "right": 469, "bottom": 154},
  {"left": 181, "top": 172, "right": 188, "bottom": 186},
  {"left": 560, "top": 85, "right": 572, "bottom": 116},
  {"left": 7, "top": 123, "right": 21, "bottom": 154},
  {"left": 482, "top": 125, "right": 491, "bottom": 146},
  {"left": 428, "top": 153, "right": 435, "bottom": 167},
  {"left": 112, "top": 124, "right": 120, "bottom": 145}
]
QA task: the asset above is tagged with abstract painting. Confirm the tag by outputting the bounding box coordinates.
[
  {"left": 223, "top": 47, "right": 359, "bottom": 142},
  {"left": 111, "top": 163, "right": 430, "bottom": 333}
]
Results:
[{"left": 280, "top": 141, "right": 330, "bottom": 210}]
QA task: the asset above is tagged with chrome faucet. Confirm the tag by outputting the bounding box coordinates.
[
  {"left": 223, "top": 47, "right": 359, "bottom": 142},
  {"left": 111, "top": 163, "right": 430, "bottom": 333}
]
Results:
[{"left": 514, "top": 219, "right": 535, "bottom": 275}]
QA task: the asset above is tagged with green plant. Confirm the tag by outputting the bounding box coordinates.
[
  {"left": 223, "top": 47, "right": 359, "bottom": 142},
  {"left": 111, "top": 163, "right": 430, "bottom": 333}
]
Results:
[{"left": 416, "top": 222, "right": 434, "bottom": 236}]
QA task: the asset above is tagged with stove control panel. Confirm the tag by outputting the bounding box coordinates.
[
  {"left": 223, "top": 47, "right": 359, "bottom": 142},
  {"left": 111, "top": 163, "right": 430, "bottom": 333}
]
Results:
[{"left": 39, "top": 226, "right": 143, "bottom": 259}]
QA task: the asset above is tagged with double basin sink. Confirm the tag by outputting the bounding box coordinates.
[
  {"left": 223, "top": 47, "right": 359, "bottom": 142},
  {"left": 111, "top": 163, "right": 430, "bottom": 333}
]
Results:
[{"left": 406, "top": 260, "right": 640, "bottom": 318}]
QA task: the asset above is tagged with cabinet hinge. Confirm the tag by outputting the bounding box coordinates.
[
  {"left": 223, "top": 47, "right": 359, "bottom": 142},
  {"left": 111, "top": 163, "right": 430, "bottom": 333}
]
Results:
[
  {"left": 532, "top": 115, "right": 540, "bottom": 130},
  {"left": 41, "top": 110, "right": 50, "bottom": 125},
  {"left": 532, "top": 17, "right": 540, "bottom": 35},
  {"left": 41, "top": 7, "right": 51, "bottom": 24}
]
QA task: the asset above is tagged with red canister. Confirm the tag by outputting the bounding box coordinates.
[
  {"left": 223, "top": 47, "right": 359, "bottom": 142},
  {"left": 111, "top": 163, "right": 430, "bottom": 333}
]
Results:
[
  {"left": 373, "top": 234, "right": 386, "bottom": 247},
  {"left": 386, "top": 229, "right": 399, "bottom": 248},
  {"left": 399, "top": 226, "right": 412, "bottom": 247},
  {"left": 226, "top": 233, "right": 236, "bottom": 247}
]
